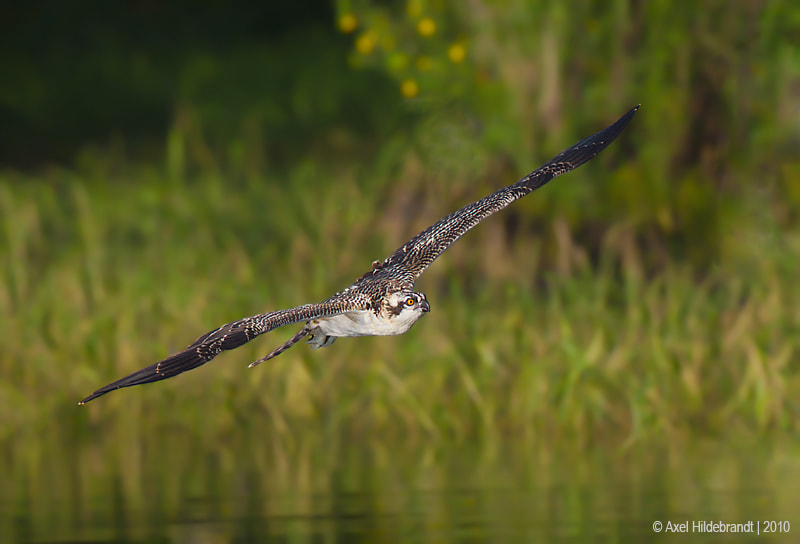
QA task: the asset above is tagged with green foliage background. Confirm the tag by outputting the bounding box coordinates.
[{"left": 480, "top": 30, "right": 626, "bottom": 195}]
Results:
[
  {"left": 3, "top": 2, "right": 800, "bottom": 539},
  {"left": 1, "top": 0, "right": 799, "bottom": 453}
]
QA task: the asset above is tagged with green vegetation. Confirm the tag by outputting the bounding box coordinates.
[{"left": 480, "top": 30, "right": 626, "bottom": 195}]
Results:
[
  {"left": 2, "top": 142, "right": 798, "bottom": 447},
  {"left": 2, "top": 0, "right": 799, "bottom": 452},
  {"left": 2, "top": 3, "right": 800, "bottom": 541}
]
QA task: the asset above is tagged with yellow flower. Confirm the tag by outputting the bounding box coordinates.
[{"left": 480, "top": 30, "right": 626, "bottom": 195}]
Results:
[
  {"left": 338, "top": 13, "right": 358, "bottom": 34},
  {"left": 417, "top": 17, "right": 436, "bottom": 37},
  {"left": 401, "top": 79, "right": 419, "bottom": 98},
  {"left": 448, "top": 43, "right": 466, "bottom": 63},
  {"left": 356, "top": 33, "right": 376, "bottom": 54}
]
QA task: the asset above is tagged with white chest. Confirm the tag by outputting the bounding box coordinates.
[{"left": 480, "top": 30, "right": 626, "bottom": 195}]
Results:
[{"left": 312, "top": 309, "right": 422, "bottom": 338}]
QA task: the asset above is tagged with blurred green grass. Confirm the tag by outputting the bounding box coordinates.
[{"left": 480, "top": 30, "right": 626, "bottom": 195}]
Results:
[
  {"left": 1, "top": 0, "right": 799, "bottom": 452},
  {"left": 1, "top": 135, "right": 798, "bottom": 448},
  {"left": 3, "top": 4, "right": 800, "bottom": 543}
]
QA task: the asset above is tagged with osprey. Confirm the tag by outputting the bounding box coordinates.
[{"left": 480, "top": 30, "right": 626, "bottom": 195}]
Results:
[{"left": 80, "top": 105, "right": 639, "bottom": 404}]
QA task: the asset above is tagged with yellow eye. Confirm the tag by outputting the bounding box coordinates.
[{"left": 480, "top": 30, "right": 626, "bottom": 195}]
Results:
[{"left": 406, "top": 297, "right": 415, "bottom": 306}]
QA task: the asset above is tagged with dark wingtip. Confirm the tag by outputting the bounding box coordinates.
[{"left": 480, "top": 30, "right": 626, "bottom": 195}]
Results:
[
  {"left": 603, "top": 104, "right": 640, "bottom": 139},
  {"left": 78, "top": 384, "right": 121, "bottom": 405},
  {"left": 620, "top": 104, "right": 641, "bottom": 127},
  {"left": 77, "top": 360, "right": 173, "bottom": 405},
  {"left": 77, "top": 346, "right": 216, "bottom": 405}
]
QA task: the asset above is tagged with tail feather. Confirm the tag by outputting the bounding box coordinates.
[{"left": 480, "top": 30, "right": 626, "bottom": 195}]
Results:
[{"left": 249, "top": 326, "right": 309, "bottom": 367}]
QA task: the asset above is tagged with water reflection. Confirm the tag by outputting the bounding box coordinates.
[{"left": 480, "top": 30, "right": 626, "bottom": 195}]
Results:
[{"left": 3, "top": 432, "right": 797, "bottom": 543}]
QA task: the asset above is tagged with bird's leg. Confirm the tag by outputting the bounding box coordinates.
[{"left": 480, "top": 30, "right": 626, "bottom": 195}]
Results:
[
  {"left": 306, "top": 326, "right": 337, "bottom": 350},
  {"left": 249, "top": 326, "right": 309, "bottom": 367}
]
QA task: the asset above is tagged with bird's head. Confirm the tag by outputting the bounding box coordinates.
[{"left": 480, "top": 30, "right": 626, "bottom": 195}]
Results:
[{"left": 386, "top": 290, "right": 431, "bottom": 319}]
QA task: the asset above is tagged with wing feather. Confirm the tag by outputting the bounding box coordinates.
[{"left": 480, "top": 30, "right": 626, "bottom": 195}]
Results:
[
  {"left": 382, "top": 105, "right": 639, "bottom": 282},
  {"left": 79, "top": 295, "right": 369, "bottom": 404},
  {"left": 79, "top": 106, "right": 638, "bottom": 405}
]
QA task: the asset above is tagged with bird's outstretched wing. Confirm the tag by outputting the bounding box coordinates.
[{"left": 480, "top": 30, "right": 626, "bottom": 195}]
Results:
[
  {"left": 381, "top": 105, "right": 639, "bottom": 284},
  {"left": 79, "top": 296, "right": 369, "bottom": 404},
  {"left": 79, "top": 106, "right": 638, "bottom": 405}
]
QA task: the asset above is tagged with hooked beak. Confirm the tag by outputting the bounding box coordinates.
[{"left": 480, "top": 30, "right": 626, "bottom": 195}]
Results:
[{"left": 420, "top": 299, "right": 431, "bottom": 313}]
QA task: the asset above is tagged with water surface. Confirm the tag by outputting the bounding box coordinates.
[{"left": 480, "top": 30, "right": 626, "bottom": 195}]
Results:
[{"left": 4, "top": 430, "right": 797, "bottom": 543}]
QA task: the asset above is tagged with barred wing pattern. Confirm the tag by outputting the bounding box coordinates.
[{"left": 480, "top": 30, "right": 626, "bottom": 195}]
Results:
[
  {"left": 383, "top": 105, "right": 640, "bottom": 283},
  {"left": 78, "top": 296, "right": 370, "bottom": 404},
  {"left": 79, "top": 105, "right": 639, "bottom": 405}
]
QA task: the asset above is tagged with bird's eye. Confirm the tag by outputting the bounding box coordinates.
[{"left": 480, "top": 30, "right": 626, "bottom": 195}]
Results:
[{"left": 406, "top": 297, "right": 415, "bottom": 306}]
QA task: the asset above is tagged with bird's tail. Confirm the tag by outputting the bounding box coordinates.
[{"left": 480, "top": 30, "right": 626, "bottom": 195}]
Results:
[{"left": 249, "top": 326, "right": 310, "bottom": 367}]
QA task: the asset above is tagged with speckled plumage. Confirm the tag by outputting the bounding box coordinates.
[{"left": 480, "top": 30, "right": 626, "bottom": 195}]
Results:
[{"left": 79, "top": 105, "right": 639, "bottom": 404}]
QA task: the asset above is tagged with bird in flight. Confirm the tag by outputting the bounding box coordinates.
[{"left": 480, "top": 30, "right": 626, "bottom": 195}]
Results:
[{"left": 79, "top": 105, "right": 639, "bottom": 404}]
